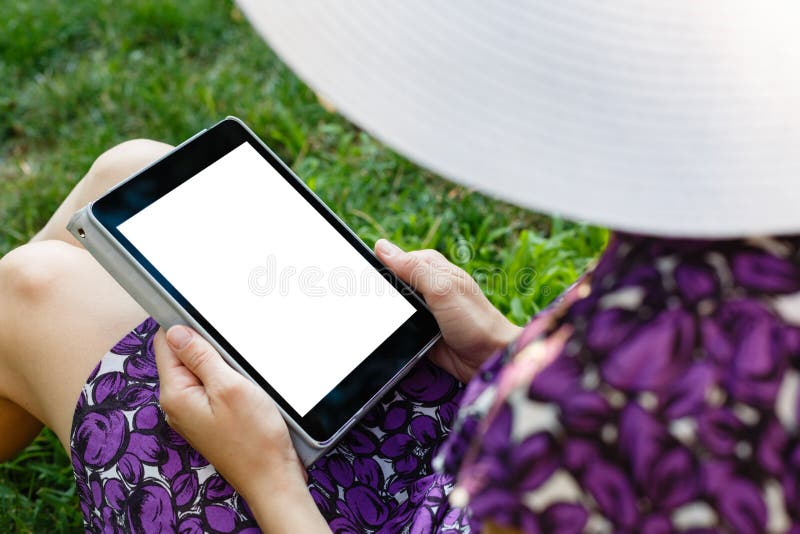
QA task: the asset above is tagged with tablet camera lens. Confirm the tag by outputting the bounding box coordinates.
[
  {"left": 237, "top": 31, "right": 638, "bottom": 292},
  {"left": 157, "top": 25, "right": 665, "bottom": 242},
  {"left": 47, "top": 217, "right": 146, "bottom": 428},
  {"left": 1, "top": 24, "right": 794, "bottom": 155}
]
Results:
[{"left": 77, "top": 228, "right": 86, "bottom": 239}]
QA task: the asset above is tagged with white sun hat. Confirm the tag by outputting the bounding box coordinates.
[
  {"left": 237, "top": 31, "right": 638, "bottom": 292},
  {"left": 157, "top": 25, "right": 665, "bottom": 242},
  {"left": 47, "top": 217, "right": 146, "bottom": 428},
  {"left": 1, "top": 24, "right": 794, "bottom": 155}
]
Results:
[{"left": 236, "top": 1, "right": 800, "bottom": 238}]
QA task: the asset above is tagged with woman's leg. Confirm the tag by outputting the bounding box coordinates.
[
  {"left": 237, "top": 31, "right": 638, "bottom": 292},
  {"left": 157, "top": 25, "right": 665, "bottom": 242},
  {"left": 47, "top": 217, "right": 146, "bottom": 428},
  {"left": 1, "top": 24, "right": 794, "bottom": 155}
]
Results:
[
  {"left": 0, "top": 139, "right": 172, "bottom": 459},
  {"left": 33, "top": 139, "right": 173, "bottom": 246}
]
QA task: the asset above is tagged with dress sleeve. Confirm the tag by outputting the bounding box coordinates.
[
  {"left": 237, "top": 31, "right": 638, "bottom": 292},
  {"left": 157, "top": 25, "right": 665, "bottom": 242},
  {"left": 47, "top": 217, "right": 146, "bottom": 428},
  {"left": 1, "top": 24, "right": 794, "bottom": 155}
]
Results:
[{"left": 434, "top": 279, "right": 592, "bottom": 533}]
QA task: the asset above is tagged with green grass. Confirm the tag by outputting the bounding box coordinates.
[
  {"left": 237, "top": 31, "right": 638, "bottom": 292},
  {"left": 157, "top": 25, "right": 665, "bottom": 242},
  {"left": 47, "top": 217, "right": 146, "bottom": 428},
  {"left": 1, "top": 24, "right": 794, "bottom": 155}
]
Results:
[{"left": 0, "top": 0, "right": 606, "bottom": 531}]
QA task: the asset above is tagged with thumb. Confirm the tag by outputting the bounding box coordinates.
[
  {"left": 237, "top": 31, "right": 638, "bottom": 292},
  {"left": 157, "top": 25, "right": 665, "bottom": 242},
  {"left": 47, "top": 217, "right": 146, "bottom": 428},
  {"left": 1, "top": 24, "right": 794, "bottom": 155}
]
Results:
[
  {"left": 375, "top": 239, "right": 455, "bottom": 299},
  {"left": 165, "top": 325, "right": 233, "bottom": 390}
]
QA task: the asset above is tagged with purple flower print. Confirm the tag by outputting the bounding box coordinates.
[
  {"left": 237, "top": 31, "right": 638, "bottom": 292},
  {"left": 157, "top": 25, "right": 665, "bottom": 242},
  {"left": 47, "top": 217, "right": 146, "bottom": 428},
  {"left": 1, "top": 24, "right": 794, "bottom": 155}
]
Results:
[
  {"left": 158, "top": 446, "right": 183, "bottom": 481},
  {"left": 407, "top": 474, "right": 448, "bottom": 511},
  {"left": 172, "top": 471, "right": 199, "bottom": 508},
  {"left": 639, "top": 514, "right": 671, "bottom": 534},
  {"left": 116, "top": 384, "right": 159, "bottom": 410},
  {"left": 562, "top": 439, "right": 600, "bottom": 473},
  {"left": 381, "top": 402, "right": 411, "bottom": 433},
  {"left": 326, "top": 453, "right": 355, "bottom": 488},
  {"left": 88, "top": 505, "right": 119, "bottom": 534},
  {"left": 460, "top": 407, "right": 561, "bottom": 529},
  {"left": 582, "top": 459, "right": 638, "bottom": 530},
  {"left": 187, "top": 447, "right": 209, "bottom": 469},
  {"left": 378, "top": 499, "right": 427, "bottom": 533},
  {"left": 117, "top": 453, "right": 143, "bottom": 485},
  {"left": 602, "top": 308, "right": 695, "bottom": 393},
  {"left": 104, "top": 479, "right": 126, "bottom": 511},
  {"left": 333, "top": 484, "right": 389, "bottom": 530},
  {"left": 74, "top": 312, "right": 470, "bottom": 533},
  {"left": 618, "top": 404, "right": 665, "bottom": 485},
  {"left": 619, "top": 404, "right": 698, "bottom": 508},
  {"left": 674, "top": 261, "right": 719, "bottom": 304},
  {"left": 381, "top": 414, "right": 442, "bottom": 477},
  {"left": 203, "top": 473, "right": 235, "bottom": 502},
  {"left": 133, "top": 404, "right": 162, "bottom": 431},
  {"left": 309, "top": 457, "right": 337, "bottom": 495},
  {"left": 110, "top": 318, "right": 160, "bottom": 380},
  {"left": 128, "top": 431, "right": 167, "bottom": 465},
  {"left": 731, "top": 249, "right": 800, "bottom": 294},
  {"left": 507, "top": 432, "right": 560, "bottom": 492},
  {"left": 164, "top": 426, "right": 188, "bottom": 448},
  {"left": 398, "top": 360, "right": 460, "bottom": 406},
  {"left": 177, "top": 515, "right": 203, "bottom": 534},
  {"left": 124, "top": 337, "right": 159, "bottom": 380},
  {"left": 528, "top": 355, "right": 583, "bottom": 403},
  {"left": 309, "top": 485, "right": 334, "bottom": 517},
  {"left": 756, "top": 418, "right": 789, "bottom": 477},
  {"left": 659, "top": 362, "right": 716, "bottom": 418},
  {"left": 615, "top": 264, "right": 660, "bottom": 293},
  {"left": 126, "top": 482, "right": 177, "bottom": 532},
  {"left": 235, "top": 495, "right": 256, "bottom": 525},
  {"left": 110, "top": 318, "right": 158, "bottom": 355},
  {"left": 436, "top": 414, "right": 479, "bottom": 475},
  {"left": 559, "top": 391, "right": 612, "bottom": 434},
  {"left": 783, "top": 442, "right": 800, "bottom": 522},
  {"left": 85, "top": 362, "right": 101, "bottom": 386},
  {"left": 645, "top": 445, "right": 699, "bottom": 509},
  {"left": 717, "top": 479, "right": 768, "bottom": 533},
  {"left": 467, "top": 488, "right": 541, "bottom": 533},
  {"left": 201, "top": 503, "right": 239, "bottom": 533},
  {"left": 341, "top": 426, "right": 379, "bottom": 456},
  {"left": 89, "top": 473, "right": 103, "bottom": 509},
  {"left": 73, "top": 410, "right": 128, "bottom": 469},
  {"left": 616, "top": 265, "right": 667, "bottom": 307},
  {"left": 353, "top": 457, "right": 385, "bottom": 489},
  {"left": 703, "top": 459, "right": 771, "bottom": 533},
  {"left": 76, "top": 479, "right": 92, "bottom": 519},
  {"left": 779, "top": 324, "right": 800, "bottom": 367},
  {"left": 71, "top": 449, "right": 85, "bottom": 482},
  {"left": 438, "top": 399, "right": 460, "bottom": 429},
  {"left": 92, "top": 372, "right": 127, "bottom": 405},
  {"left": 705, "top": 300, "right": 787, "bottom": 407},
  {"left": 360, "top": 400, "right": 385, "bottom": 428},
  {"left": 586, "top": 308, "right": 640, "bottom": 354},
  {"left": 697, "top": 408, "right": 746, "bottom": 456},
  {"left": 539, "top": 502, "right": 589, "bottom": 534}
]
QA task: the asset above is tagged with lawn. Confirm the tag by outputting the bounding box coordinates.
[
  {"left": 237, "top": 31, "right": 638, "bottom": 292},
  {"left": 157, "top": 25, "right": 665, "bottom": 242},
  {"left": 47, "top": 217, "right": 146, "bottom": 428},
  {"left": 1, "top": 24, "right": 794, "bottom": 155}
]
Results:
[{"left": 0, "top": 0, "right": 606, "bottom": 531}]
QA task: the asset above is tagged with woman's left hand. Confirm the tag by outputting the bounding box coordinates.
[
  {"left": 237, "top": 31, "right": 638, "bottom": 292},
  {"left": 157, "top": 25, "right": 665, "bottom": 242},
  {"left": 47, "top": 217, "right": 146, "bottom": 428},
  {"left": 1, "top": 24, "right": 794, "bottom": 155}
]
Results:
[{"left": 154, "top": 325, "right": 329, "bottom": 533}]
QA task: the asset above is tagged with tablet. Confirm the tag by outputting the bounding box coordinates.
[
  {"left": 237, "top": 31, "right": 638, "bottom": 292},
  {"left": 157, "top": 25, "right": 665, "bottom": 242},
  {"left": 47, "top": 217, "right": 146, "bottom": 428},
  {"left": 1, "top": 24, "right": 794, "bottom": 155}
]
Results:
[{"left": 68, "top": 117, "right": 440, "bottom": 464}]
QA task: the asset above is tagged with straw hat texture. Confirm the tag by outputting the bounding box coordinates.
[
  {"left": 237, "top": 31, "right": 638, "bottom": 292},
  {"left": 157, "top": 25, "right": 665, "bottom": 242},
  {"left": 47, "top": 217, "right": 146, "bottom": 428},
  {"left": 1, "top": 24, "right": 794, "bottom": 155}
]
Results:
[{"left": 237, "top": 1, "right": 800, "bottom": 237}]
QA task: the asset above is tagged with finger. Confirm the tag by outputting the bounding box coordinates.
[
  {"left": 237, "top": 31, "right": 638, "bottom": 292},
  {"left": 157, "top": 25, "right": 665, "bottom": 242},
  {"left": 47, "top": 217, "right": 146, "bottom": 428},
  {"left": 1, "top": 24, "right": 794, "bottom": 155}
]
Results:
[
  {"left": 375, "top": 239, "right": 454, "bottom": 297},
  {"left": 154, "top": 329, "right": 209, "bottom": 427},
  {"left": 165, "top": 325, "right": 235, "bottom": 391},
  {"left": 154, "top": 329, "right": 202, "bottom": 392}
]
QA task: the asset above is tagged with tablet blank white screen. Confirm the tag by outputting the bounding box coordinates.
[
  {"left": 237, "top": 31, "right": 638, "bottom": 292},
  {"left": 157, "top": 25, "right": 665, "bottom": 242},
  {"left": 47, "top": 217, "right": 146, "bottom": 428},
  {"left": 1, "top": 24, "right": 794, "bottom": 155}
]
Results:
[{"left": 118, "top": 142, "right": 415, "bottom": 416}]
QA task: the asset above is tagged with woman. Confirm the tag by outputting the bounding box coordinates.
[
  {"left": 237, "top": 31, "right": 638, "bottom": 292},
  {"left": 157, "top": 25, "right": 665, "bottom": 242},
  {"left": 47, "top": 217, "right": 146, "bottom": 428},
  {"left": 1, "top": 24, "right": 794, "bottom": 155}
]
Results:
[
  {"left": 5, "top": 2, "right": 800, "bottom": 533},
  {"left": 0, "top": 139, "right": 521, "bottom": 531},
  {"left": 4, "top": 147, "right": 800, "bottom": 533}
]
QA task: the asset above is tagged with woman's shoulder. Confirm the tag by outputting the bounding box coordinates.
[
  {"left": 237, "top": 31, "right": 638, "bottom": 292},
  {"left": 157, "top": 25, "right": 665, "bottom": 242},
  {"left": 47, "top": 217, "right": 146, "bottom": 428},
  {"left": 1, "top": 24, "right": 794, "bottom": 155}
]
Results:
[{"left": 438, "top": 233, "right": 800, "bottom": 533}]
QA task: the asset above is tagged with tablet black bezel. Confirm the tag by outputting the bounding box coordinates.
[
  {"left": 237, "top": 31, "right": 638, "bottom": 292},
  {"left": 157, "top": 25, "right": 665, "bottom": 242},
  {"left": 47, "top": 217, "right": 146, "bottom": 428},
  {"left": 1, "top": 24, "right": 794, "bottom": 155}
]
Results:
[{"left": 91, "top": 118, "right": 440, "bottom": 442}]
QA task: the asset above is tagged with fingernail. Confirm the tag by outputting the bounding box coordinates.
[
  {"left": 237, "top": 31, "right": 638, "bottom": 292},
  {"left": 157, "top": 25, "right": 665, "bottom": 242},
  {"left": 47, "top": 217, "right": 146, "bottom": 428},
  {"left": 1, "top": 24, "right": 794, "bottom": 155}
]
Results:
[
  {"left": 377, "top": 239, "right": 402, "bottom": 257},
  {"left": 167, "top": 325, "right": 192, "bottom": 350}
]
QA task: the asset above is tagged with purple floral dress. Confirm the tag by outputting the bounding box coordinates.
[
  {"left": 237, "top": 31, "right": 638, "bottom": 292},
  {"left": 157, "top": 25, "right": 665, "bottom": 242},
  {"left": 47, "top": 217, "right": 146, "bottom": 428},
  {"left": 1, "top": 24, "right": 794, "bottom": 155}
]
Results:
[
  {"left": 71, "top": 326, "right": 467, "bottom": 532},
  {"left": 72, "top": 233, "right": 800, "bottom": 533}
]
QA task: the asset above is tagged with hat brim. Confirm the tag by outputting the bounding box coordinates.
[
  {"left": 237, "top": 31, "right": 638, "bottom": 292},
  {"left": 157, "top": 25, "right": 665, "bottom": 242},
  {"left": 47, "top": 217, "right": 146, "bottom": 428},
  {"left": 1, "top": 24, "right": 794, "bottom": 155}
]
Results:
[{"left": 237, "top": 0, "right": 800, "bottom": 237}]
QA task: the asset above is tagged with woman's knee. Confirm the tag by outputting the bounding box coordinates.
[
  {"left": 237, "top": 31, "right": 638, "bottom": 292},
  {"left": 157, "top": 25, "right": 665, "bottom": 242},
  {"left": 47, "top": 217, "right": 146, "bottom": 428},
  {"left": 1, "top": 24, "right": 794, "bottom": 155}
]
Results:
[
  {"left": 31, "top": 139, "right": 175, "bottom": 245},
  {"left": 84, "top": 138, "right": 173, "bottom": 193},
  {"left": 0, "top": 240, "right": 76, "bottom": 305}
]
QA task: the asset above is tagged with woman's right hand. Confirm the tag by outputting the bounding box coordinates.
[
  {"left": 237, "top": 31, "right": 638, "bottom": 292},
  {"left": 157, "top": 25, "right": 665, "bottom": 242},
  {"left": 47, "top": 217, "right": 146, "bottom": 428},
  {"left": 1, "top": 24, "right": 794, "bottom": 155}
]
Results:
[{"left": 375, "top": 239, "right": 521, "bottom": 383}]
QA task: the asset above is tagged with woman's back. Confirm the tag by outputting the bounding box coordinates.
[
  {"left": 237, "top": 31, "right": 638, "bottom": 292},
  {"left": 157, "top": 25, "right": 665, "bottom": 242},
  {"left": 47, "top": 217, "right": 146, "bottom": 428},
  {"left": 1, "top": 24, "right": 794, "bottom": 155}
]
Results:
[{"left": 438, "top": 233, "right": 800, "bottom": 533}]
